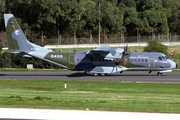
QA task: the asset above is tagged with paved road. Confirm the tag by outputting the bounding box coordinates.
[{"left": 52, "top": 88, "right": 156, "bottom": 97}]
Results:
[{"left": 0, "top": 71, "right": 179, "bottom": 83}]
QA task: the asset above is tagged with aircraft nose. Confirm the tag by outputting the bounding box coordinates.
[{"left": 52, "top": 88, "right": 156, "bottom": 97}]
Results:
[{"left": 167, "top": 60, "right": 177, "bottom": 69}]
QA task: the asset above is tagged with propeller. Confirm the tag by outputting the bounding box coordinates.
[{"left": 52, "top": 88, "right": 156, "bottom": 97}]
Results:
[
  {"left": 123, "top": 44, "right": 130, "bottom": 67},
  {"left": 123, "top": 44, "right": 129, "bottom": 55}
]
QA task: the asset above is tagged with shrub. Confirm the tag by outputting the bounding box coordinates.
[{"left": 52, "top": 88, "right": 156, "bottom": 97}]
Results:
[{"left": 143, "top": 40, "right": 169, "bottom": 57}]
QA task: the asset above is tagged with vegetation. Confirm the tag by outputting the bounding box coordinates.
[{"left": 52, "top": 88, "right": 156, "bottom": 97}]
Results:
[
  {"left": 174, "top": 53, "right": 180, "bottom": 68},
  {"left": 143, "top": 40, "right": 169, "bottom": 57},
  {"left": 1, "top": 0, "right": 180, "bottom": 41},
  {"left": 0, "top": 79, "right": 180, "bottom": 113}
]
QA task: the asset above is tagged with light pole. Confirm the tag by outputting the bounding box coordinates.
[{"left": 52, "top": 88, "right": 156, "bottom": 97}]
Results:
[{"left": 99, "top": 0, "right": 103, "bottom": 46}]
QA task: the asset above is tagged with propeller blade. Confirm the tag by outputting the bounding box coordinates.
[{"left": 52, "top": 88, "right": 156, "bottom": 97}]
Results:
[{"left": 126, "top": 44, "right": 128, "bottom": 51}]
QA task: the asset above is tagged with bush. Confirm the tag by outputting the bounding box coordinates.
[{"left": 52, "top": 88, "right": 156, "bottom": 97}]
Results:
[
  {"left": 143, "top": 40, "right": 169, "bottom": 57},
  {"left": 175, "top": 53, "right": 180, "bottom": 60}
]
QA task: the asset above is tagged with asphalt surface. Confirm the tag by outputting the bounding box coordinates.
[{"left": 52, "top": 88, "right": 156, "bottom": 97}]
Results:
[{"left": 0, "top": 71, "right": 179, "bottom": 83}]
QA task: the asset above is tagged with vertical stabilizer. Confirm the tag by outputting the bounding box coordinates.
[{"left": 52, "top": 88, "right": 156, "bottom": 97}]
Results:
[{"left": 4, "top": 14, "right": 48, "bottom": 53}]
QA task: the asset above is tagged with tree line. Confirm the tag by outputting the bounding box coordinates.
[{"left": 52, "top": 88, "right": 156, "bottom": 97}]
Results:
[{"left": 1, "top": 0, "right": 180, "bottom": 42}]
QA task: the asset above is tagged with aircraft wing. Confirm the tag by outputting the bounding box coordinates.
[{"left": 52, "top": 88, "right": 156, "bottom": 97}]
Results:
[{"left": 87, "top": 45, "right": 111, "bottom": 56}]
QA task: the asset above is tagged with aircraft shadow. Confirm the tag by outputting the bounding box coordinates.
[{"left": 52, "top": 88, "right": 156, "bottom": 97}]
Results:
[
  {"left": 67, "top": 73, "right": 92, "bottom": 77},
  {"left": 0, "top": 73, "right": 92, "bottom": 77}
]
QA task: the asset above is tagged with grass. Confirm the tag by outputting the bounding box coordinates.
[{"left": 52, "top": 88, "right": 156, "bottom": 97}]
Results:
[{"left": 0, "top": 79, "right": 180, "bottom": 113}]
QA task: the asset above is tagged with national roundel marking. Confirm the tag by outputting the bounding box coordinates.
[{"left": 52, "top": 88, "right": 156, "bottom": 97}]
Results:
[{"left": 15, "top": 30, "right": 20, "bottom": 35}]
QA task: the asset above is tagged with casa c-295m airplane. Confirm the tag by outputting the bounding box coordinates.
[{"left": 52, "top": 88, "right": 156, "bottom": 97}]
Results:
[{"left": 4, "top": 14, "right": 177, "bottom": 76}]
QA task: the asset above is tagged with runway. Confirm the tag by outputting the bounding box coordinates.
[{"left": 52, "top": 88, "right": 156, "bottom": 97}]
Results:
[{"left": 0, "top": 71, "right": 179, "bottom": 83}]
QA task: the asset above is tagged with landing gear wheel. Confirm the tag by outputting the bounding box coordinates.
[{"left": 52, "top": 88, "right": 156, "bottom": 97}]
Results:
[
  {"left": 157, "top": 72, "right": 162, "bottom": 76},
  {"left": 100, "top": 73, "right": 107, "bottom": 76},
  {"left": 93, "top": 73, "right": 107, "bottom": 76},
  {"left": 93, "top": 73, "right": 99, "bottom": 76}
]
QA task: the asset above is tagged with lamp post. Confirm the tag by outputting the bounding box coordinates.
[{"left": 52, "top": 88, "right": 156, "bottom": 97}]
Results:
[{"left": 99, "top": 0, "right": 103, "bottom": 46}]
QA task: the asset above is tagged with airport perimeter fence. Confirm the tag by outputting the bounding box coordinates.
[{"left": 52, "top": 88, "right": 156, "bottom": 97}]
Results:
[
  {"left": 1, "top": 31, "right": 180, "bottom": 47},
  {"left": 35, "top": 34, "right": 180, "bottom": 45}
]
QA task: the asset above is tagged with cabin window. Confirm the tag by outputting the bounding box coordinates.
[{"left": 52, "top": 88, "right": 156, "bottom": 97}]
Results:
[
  {"left": 134, "top": 59, "right": 136, "bottom": 62},
  {"left": 142, "top": 59, "right": 144, "bottom": 62},
  {"left": 116, "top": 59, "right": 119, "bottom": 62},
  {"left": 131, "top": 59, "right": 133, "bottom": 62},
  {"left": 77, "top": 59, "right": 79, "bottom": 62},
  {"left": 138, "top": 59, "right": 140, "bottom": 62},
  {"left": 145, "top": 59, "right": 147, "bottom": 62}
]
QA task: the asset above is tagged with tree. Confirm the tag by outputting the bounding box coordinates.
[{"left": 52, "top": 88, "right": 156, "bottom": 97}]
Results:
[
  {"left": 0, "top": 0, "right": 6, "bottom": 31},
  {"left": 101, "top": 1, "right": 123, "bottom": 37},
  {"left": 166, "top": 0, "right": 180, "bottom": 34},
  {"left": 136, "top": 0, "right": 169, "bottom": 35},
  {"left": 58, "top": 0, "right": 96, "bottom": 43}
]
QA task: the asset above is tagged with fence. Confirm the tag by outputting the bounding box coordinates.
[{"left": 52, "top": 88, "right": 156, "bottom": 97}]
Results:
[
  {"left": 0, "top": 31, "right": 180, "bottom": 47},
  {"left": 35, "top": 34, "right": 180, "bottom": 45}
]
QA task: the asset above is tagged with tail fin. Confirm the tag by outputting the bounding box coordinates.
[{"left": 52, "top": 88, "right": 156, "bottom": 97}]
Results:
[{"left": 4, "top": 14, "right": 48, "bottom": 53}]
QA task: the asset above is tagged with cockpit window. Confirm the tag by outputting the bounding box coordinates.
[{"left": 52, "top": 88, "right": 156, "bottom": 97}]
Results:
[
  {"left": 158, "top": 56, "right": 162, "bottom": 60},
  {"left": 164, "top": 56, "right": 169, "bottom": 59},
  {"left": 162, "top": 56, "right": 165, "bottom": 60},
  {"left": 158, "top": 56, "right": 168, "bottom": 60}
]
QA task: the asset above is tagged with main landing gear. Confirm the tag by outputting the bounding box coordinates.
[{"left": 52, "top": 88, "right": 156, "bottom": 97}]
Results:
[
  {"left": 93, "top": 73, "right": 107, "bottom": 76},
  {"left": 149, "top": 71, "right": 162, "bottom": 76},
  {"left": 157, "top": 72, "right": 162, "bottom": 76}
]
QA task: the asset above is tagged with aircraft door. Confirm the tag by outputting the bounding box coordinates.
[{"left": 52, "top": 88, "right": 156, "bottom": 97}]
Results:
[
  {"left": 148, "top": 58, "right": 155, "bottom": 68},
  {"left": 69, "top": 54, "right": 76, "bottom": 69}
]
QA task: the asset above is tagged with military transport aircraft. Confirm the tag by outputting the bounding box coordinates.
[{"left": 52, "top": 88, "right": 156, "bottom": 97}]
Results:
[{"left": 4, "top": 14, "right": 177, "bottom": 76}]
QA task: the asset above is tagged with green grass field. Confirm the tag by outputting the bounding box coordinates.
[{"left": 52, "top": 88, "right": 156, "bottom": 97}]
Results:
[{"left": 0, "top": 79, "right": 180, "bottom": 113}]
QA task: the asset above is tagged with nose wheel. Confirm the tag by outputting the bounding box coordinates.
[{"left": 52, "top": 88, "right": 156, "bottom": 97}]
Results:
[{"left": 157, "top": 72, "right": 162, "bottom": 76}]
